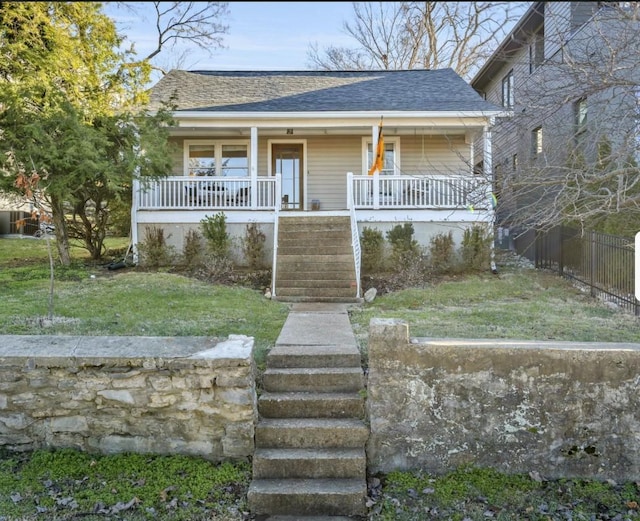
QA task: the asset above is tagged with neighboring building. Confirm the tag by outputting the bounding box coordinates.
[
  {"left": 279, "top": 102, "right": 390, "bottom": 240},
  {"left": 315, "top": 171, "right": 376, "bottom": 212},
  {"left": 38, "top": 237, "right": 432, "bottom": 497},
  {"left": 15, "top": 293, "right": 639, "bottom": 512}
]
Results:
[
  {"left": 0, "top": 194, "right": 37, "bottom": 235},
  {"left": 134, "top": 69, "right": 502, "bottom": 300},
  {"left": 472, "top": 1, "right": 640, "bottom": 239}
]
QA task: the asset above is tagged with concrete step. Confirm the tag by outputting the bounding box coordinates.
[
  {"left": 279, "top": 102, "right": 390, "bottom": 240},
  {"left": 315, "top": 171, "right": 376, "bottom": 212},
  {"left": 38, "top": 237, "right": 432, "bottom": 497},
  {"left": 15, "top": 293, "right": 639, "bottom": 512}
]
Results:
[
  {"left": 276, "top": 287, "right": 358, "bottom": 299},
  {"left": 262, "top": 367, "right": 364, "bottom": 393},
  {"left": 252, "top": 447, "right": 366, "bottom": 479},
  {"left": 276, "top": 253, "right": 355, "bottom": 264},
  {"left": 278, "top": 230, "right": 351, "bottom": 242},
  {"left": 275, "top": 269, "right": 355, "bottom": 282},
  {"left": 276, "top": 279, "right": 355, "bottom": 289},
  {"left": 278, "top": 215, "right": 351, "bottom": 226},
  {"left": 247, "top": 478, "right": 367, "bottom": 517},
  {"left": 277, "top": 245, "right": 352, "bottom": 257},
  {"left": 259, "top": 391, "right": 365, "bottom": 419},
  {"left": 255, "top": 418, "right": 369, "bottom": 449},
  {"left": 267, "top": 344, "right": 362, "bottom": 369},
  {"left": 273, "top": 296, "right": 364, "bottom": 304}
]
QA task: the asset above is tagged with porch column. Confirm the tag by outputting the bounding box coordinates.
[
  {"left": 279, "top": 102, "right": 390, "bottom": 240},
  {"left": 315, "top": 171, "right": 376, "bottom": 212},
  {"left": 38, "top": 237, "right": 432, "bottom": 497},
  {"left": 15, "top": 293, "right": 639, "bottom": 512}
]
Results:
[
  {"left": 372, "top": 125, "right": 380, "bottom": 209},
  {"left": 483, "top": 123, "right": 492, "bottom": 181},
  {"left": 484, "top": 118, "right": 497, "bottom": 272},
  {"left": 250, "top": 127, "right": 258, "bottom": 210},
  {"left": 131, "top": 177, "right": 139, "bottom": 263}
]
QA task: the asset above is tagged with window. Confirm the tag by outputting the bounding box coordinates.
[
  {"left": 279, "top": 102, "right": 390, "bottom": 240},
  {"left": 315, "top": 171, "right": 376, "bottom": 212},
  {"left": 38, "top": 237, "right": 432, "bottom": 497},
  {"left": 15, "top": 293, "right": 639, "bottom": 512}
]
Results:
[
  {"left": 221, "top": 145, "right": 248, "bottom": 177},
  {"left": 531, "top": 127, "right": 543, "bottom": 158},
  {"left": 364, "top": 137, "right": 399, "bottom": 176},
  {"left": 187, "top": 144, "right": 216, "bottom": 176},
  {"left": 184, "top": 140, "right": 249, "bottom": 177},
  {"left": 502, "top": 70, "right": 515, "bottom": 109},
  {"left": 574, "top": 97, "right": 588, "bottom": 145},
  {"left": 529, "top": 29, "right": 545, "bottom": 73},
  {"left": 575, "top": 97, "right": 587, "bottom": 130}
]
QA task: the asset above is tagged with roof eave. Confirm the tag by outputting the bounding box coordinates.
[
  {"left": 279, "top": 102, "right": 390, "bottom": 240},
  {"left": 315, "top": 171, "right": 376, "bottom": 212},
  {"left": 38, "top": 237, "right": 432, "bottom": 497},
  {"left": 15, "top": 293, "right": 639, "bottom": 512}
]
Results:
[
  {"left": 471, "top": 1, "right": 545, "bottom": 90},
  {"left": 171, "top": 110, "right": 504, "bottom": 120}
]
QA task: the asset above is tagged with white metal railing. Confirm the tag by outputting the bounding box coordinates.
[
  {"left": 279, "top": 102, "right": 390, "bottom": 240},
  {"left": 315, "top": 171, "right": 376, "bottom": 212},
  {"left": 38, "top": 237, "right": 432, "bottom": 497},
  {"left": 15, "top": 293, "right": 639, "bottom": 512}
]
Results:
[
  {"left": 136, "top": 176, "right": 277, "bottom": 210},
  {"left": 347, "top": 172, "right": 362, "bottom": 299},
  {"left": 350, "top": 174, "right": 488, "bottom": 209},
  {"left": 270, "top": 173, "right": 281, "bottom": 298}
]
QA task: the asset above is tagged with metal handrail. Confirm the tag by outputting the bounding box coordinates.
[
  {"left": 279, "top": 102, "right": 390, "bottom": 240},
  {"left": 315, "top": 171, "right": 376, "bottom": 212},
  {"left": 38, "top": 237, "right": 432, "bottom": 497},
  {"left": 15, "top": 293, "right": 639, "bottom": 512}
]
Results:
[
  {"left": 270, "top": 173, "right": 281, "bottom": 298},
  {"left": 347, "top": 172, "right": 362, "bottom": 299}
]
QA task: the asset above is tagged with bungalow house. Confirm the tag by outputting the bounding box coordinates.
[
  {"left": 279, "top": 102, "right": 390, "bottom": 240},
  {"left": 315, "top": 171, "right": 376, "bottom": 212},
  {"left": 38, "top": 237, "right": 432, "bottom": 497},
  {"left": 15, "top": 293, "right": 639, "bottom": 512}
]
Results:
[{"left": 133, "top": 69, "right": 503, "bottom": 301}]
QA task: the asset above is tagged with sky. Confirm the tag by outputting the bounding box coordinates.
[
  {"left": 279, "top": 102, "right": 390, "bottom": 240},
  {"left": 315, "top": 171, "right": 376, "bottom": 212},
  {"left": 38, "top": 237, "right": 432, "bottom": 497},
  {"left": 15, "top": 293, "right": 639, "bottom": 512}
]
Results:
[{"left": 104, "top": 2, "right": 356, "bottom": 74}]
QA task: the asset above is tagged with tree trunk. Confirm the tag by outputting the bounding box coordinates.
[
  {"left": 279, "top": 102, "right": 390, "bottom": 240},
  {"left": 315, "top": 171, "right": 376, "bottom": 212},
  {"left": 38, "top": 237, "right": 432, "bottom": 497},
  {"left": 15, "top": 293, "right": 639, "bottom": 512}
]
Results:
[{"left": 50, "top": 195, "right": 71, "bottom": 266}]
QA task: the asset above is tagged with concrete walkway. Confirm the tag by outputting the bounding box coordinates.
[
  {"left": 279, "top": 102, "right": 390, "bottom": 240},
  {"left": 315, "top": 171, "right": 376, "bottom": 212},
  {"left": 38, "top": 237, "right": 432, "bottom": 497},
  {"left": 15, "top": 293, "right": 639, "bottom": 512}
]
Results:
[
  {"left": 257, "top": 302, "right": 367, "bottom": 521},
  {"left": 273, "top": 302, "right": 360, "bottom": 350}
]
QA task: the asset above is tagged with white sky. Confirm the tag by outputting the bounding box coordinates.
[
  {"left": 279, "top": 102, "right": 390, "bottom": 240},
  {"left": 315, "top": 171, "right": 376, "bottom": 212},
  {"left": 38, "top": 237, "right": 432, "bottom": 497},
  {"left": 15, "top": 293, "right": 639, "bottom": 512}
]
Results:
[{"left": 104, "top": 1, "right": 356, "bottom": 73}]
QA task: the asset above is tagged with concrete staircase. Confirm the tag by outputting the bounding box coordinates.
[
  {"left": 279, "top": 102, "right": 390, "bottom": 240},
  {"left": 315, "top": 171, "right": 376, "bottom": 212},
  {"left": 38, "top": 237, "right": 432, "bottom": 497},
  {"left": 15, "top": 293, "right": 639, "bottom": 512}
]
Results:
[
  {"left": 274, "top": 215, "right": 359, "bottom": 303},
  {"left": 247, "top": 339, "right": 368, "bottom": 518}
]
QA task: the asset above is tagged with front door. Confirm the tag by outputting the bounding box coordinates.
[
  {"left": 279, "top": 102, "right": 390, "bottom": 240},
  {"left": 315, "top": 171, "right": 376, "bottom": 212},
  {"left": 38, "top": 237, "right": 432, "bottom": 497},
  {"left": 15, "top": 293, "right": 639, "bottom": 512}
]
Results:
[{"left": 272, "top": 143, "right": 303, "bottom": 210}]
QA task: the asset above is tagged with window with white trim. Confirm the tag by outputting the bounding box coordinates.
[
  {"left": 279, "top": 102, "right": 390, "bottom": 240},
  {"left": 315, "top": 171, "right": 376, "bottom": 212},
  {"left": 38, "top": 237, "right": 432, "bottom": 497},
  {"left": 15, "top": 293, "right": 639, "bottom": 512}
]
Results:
[
  {"left": 363, "top": 137, "right": 399, "bottom": 175},
  {"left": 184, "top": 140, "right": 249, "bottom": 177}
]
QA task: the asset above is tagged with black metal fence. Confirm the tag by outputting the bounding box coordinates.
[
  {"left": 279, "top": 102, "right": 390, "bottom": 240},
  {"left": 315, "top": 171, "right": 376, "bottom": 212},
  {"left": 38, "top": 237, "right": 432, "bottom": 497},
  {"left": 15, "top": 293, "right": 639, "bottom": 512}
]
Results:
[{"left": 513, "top": 225, "right": 638, "bottom": 315}]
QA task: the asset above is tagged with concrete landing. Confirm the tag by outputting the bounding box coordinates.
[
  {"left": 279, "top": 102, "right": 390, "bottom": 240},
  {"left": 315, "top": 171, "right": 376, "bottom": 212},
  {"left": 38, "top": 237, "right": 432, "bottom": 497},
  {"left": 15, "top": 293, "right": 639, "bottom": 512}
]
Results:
[{"left": 274, "top": 303, "right": 359, "bottom": 349}]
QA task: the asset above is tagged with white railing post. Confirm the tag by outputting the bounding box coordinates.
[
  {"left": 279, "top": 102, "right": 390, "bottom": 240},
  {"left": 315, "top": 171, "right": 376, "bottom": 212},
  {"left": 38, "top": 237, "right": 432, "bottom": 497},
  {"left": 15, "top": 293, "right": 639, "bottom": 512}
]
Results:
[
  {"left": 347, "top": 172, "right": 353, "bottom": 209},
  {"left": 373, "top": 172, "right": 380, "bottom": 209}
]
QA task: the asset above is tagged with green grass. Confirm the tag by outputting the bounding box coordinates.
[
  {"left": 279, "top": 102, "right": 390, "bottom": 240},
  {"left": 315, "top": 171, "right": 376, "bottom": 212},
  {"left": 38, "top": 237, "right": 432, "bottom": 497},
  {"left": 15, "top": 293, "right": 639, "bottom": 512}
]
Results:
[
  {"left": 0, "top": 237, "right": 289, "bottom": 368},
  {"left": 350, "top": 269, "right": 640, "bottom": 348},
  {"left": 0, "top": 448, "right": 250, "bottom": 520},
  {"left": 371, "top": 466, "right": 640, "bottom": 520},
  {"left": 1, "top": 238, "right": 640, "bottom": 520}
]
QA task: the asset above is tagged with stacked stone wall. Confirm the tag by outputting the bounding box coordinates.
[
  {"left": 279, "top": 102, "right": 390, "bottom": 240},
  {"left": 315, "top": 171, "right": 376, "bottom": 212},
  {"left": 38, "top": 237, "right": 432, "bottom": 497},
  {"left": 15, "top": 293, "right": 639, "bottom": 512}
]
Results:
[{"left": 0, "top": 335, "right": 257, "bottom": 461}]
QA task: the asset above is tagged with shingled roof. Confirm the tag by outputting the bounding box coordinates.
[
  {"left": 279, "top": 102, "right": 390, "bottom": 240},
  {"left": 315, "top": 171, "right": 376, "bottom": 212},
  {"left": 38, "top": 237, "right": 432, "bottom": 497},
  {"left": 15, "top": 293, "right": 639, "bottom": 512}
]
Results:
[{"left": 147, "top": 69, "right": 501, "bottom": 114}]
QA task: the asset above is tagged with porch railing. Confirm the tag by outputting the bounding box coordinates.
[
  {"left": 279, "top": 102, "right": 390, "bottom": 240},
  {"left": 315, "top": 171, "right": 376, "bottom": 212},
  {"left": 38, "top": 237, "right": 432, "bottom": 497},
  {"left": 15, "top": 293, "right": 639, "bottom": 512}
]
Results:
[
  {"left": 136, "top": 176, "right": 277, "bottom": 210},
  {"left": 350, "top": 174, "right": 487, "bottom": 209},
  {"left": 346, "top": 172, "right": 362, "bottom": 299}
]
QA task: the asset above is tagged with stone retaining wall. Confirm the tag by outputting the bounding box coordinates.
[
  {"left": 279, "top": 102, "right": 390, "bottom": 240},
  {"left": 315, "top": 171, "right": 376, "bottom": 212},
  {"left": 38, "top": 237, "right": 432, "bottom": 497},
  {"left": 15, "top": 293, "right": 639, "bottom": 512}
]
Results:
[
  {"left": 366, "top": 318, "right": 640, "bottom": 482},
  {"left": 0, "top": 335, "right": 257, "bottom": 461}
]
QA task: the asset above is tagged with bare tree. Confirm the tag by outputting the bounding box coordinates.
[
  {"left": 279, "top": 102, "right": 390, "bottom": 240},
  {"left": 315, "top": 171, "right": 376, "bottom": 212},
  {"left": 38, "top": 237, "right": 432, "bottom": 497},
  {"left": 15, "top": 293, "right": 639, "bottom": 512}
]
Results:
[
  {"left": 307, "top": 2, "right": 528, "bottom": 80},
  {"left": 492, "top": 3, "right": 640, "bottom": 237},
  {"left": 113, "top": 2, "right": 230, "bottom": 75}
]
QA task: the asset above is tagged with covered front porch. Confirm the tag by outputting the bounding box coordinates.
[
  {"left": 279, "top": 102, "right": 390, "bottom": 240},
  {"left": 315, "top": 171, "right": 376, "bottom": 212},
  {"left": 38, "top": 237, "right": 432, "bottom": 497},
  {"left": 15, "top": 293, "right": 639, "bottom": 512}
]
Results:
[{"left": 133, "top": 172, "right": 489, "bottom": 212}]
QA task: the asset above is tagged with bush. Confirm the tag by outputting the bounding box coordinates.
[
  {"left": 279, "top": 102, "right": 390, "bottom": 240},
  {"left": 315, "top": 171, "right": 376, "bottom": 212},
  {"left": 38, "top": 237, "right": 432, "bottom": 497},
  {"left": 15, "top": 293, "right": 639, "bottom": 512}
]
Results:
[
  {"left": 428, "top": 231, "right": 456, "bottom": 275},
  {"left": 386, "top": 223, "right": 420, "bottom": 264},
  {"left": 461, "top": 224, "right": 492, "bottom": 271},
  {"left": 242, "top": 222, "right": 266, "bottom": 270},
  {"left": 195, "top": 255, "right": 235, "bottom": 284},
  {"left": 201, "top": 212, "right": 231, "bottom": 259},
  {"left": 181, "top": 228, "right": 204, "bottom": 271},
  {"left": 137, "top": 226, "right": 175, "bottom": 268},
  {"left": 360, "top": 226, "right": 386, "bottom": 273}
]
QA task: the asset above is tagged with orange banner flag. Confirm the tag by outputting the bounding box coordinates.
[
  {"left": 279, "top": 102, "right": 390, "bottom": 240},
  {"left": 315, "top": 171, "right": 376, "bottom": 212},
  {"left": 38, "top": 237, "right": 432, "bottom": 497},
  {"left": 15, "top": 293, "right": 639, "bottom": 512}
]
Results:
[{"left": 368, "top": 118, "right": 384, "bottom": 176}]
